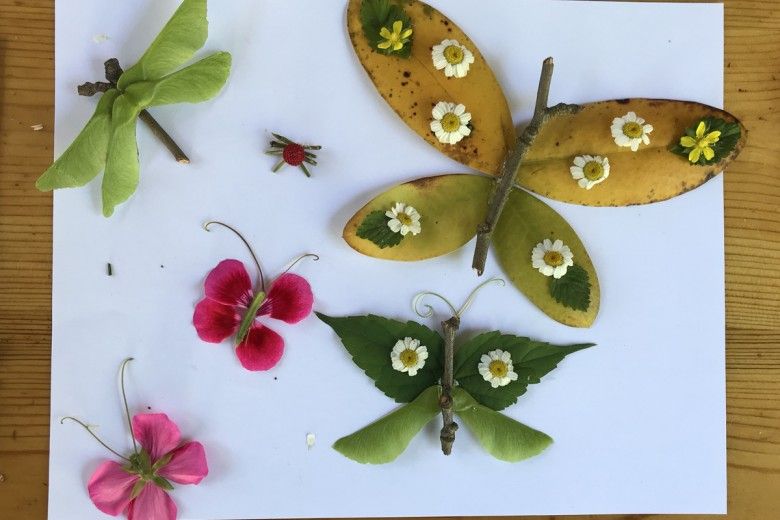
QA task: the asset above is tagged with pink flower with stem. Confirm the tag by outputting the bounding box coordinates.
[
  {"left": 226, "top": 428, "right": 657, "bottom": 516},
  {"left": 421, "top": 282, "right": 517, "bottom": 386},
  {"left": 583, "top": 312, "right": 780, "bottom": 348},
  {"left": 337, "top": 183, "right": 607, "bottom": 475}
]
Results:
[
  {"left": 193, "top": 221, "right": 317, "bottom": 371},
  {"left": 62, "top": 358, "right": 208, "bottom": 520}
]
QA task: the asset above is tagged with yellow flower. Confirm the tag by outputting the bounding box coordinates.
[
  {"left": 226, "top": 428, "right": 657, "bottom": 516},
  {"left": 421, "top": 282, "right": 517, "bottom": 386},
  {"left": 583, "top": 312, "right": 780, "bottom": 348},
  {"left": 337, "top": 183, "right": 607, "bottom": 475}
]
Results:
[
  {"left": 377, "top": 20, "right": 413, "bottom": 52},
  {"left": 680, "top": 121, "right": 721, "bottom": 163}
]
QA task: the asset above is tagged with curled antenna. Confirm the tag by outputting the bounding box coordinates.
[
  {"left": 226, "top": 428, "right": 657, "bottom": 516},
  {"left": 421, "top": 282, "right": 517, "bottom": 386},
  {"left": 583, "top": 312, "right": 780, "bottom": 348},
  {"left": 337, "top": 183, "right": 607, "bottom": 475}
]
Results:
[
  {"left": 204, "top": 221, "right": 265, "bottom": 291},
  {"left": 412, "top": 277, "right": 505, "bottom": 319}
]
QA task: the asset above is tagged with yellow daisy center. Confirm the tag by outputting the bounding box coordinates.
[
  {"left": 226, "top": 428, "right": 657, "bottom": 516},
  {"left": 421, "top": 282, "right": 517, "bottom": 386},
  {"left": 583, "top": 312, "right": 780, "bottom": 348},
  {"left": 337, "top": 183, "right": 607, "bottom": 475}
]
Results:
[
  {"left": 397, "top": 213, "right": 412, "bottom": 226},
  {"left": 543, "top": 250, "right": 564, "bottom": 267},
  {"left": 440, "top": 112, "right": 461, "bottom": 132},
  {"left": 622, "top": 121, "right": 643, "bottom": 138},
  {"left": 399, "top": 349, "right": 419, "bottom": 367},
  {"left": 488, "top": 360, "right": 508, "bottom": 378},
  {"left": 583, "top": 161, "right": 604, "bottom": 181},
  {"left": 443, "top": 45, "right": 464, "bottom": 64}
]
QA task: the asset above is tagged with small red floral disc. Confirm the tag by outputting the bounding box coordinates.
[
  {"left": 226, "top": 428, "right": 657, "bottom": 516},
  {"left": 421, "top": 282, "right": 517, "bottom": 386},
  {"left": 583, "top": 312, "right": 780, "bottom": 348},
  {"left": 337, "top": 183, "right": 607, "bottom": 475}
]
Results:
[{"left": 266, "top": 134, "right": 321, "bottom": 177}]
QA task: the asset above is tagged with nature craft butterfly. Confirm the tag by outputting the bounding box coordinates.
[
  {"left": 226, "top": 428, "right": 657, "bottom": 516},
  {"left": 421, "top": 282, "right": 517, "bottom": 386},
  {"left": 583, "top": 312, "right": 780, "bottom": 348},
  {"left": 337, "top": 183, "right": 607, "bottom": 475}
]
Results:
[
  {"left": 343, "top": 0, "right": 746, "bottom": 328},
  {"left": 193, "top": 221, "right": 316, "bottom": 371},
  {"left": 35, "top": 0, "right": 231, "bottom": 216},
  {"left": 317, "top": 280, "right": 593, "bottom": 463}
]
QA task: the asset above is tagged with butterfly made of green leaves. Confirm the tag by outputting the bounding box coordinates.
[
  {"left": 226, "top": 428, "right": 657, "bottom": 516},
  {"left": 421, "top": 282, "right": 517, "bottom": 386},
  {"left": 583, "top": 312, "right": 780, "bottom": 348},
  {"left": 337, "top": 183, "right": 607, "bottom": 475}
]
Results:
[
  {"left": 36, "top": 0, "right": 231, "bottom": 216},
  {"left": 318, "top": 312, "right": 592, "bottom": 463},
  {"left": 343, "top": 0, "right": 746, "bottom": 328}
]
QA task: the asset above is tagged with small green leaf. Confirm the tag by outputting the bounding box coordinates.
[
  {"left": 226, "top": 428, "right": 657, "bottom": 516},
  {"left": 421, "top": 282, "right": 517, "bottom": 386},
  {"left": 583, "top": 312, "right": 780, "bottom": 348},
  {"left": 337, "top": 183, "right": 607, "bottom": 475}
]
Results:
[
  {"left": 670, "top": 117, "right": 742, "bottom": 166},
  {"left": 102, "top": 95, "right": 142, "bottom": 217},
  {"left": 333, "top": 385, "right": 440, "bottom": 464},
  {"left": 118, "top": 0, "right": 208, "bottom": 89},
  {"left": 36, "top": 89, "right": 120, "bottom": 191},
  {"left": 124, "top": 52, "right": 232, "bottom": 108},
  {"left": 359, "top": 0, "right": 413, "bottom": 58},
  {"left": 454, "top": 331, "right": 593, "bottom": 411},
  {"left": 129, "top": 478, "right": 147, "bottom": 500},
  {"left": 452, "top": 387, "right": 552, "bottom": 462},
  {"left": 152, "top": 476, "right": 174, "bottom": 491},
  {"left": 317, "top": 313, "right": 443, "bottom": 403},
  {"left": 356, "top": 210, "right": 404, "bottom": 248},
  {"left": 549, "top": 264, "right": 591, "bottom": 311}
]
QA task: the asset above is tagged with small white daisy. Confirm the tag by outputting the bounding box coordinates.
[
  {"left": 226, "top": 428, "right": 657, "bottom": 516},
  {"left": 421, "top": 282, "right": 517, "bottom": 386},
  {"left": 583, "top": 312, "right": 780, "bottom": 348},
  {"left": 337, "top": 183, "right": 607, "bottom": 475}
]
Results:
[
  {"left": 431, "top": 39, "right": 475, "bottom": 78},
  {"left": 611, "top": 111, "right": 653, "bottom": 151},
  {"left": 478, "top": 349, "right": 519, "bottom": 388},
  {"left": 430, "top": 101, "right": 471, "bottom": 145},
  {"left": 386, "top": 202, "right": 421, "bottom": 236},
  {"left": 531, "top": 238, "right": 574, "bottom": 279},
  {"left": 390, "top": 337, "right": 428, "bottom": 376},
  {"left": 570, "top": 155, "right": 610, "bottom": 190}
]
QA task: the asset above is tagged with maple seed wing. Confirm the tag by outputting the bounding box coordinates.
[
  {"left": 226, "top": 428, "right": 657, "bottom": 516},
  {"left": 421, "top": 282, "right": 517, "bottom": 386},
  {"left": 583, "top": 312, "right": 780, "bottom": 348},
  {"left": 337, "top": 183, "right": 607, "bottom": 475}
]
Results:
[
  {"left": 517, "top": 99, "right": 747, "bottom": 206},
  {"left": 344, "top": 174, "right": 493, "bottom": 261},
  {"left": 117, "top": 0, "right": 209, "bottom": 89},
  {"left": 36, "top": 89, "right": 120, "bottom": 191},
  {"left": 101, "top": 95, "right": 142, "bottom": 217},
  {"left": 493, "top": 188, "right": 600, "bottom": 328},
  {"left": 346, "top": 0, "right": 515, "bottom": 175},
  {"left": 333, "top": 386, "right": 441, "bottom": 464}
]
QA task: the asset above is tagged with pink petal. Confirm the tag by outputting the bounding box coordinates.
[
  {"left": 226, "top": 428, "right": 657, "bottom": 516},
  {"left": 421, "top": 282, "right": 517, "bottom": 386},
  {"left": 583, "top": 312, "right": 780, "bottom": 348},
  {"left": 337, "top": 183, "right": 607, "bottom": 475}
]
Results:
[
  {"left": 259, "top": 273, "right": 313, "bottom": 324},
  {"left": 235, "top": 323, "right": 284, "bottom": 371},
  {"left": 132, "top": 414, "right": 181, "bottom": 463},
  {"left": 193, "top": 298, "right": 240, "bottom": 343},
  {"left": 87, "top": 460, "right": 139, "bottom": 516},
  {"left": 204, "top": 259, "right": 253, "bottom": 307},
  {"left": 127, "top": 482, "right": 177, "bottom": 520},
  {"left": 157, "top": 441, "right": 208, "bottom": 485}
]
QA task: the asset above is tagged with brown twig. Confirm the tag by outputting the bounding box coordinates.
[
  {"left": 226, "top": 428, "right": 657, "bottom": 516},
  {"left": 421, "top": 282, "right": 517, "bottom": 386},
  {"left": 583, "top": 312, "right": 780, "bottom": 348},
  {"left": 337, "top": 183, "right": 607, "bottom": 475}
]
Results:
[
  {"left": 77, "top": 58, "right": 190, "bottom": 164},
  {"left": 439, "top": 315, "right": 460, "bottom": 455},
  {"left": 472, "top": 57, "right": 580, "bottom": 275}
]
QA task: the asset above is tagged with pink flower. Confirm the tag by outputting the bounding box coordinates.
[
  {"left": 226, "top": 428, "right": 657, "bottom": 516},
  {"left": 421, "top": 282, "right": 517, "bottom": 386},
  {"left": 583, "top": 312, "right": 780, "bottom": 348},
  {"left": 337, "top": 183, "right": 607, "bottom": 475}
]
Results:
[
  {"left": 193, "top": 259, "right": 314, "bottom": 371},
  {"left": 87, "top": 413, "right": 208, "bottom": 520}
]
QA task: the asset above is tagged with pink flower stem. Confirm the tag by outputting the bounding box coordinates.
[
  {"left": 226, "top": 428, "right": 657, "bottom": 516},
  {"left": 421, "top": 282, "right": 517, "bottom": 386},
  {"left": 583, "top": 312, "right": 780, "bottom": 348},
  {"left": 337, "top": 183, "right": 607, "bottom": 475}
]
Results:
[
  {"left": 203, "top": 221, "right": 265, "bottom": 291},
  {"left": 119, "top": 358, "right": 139, "bottom": 455},
  {"left": 60, "top": 417, "right": 130, "bottom": 462}
]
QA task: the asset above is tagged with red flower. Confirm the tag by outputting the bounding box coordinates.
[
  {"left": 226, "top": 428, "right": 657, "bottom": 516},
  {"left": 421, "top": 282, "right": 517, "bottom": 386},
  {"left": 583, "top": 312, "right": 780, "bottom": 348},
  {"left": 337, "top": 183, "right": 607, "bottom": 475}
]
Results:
[{"left": 193, "top": 222, "right": 315, "bottom": 371}]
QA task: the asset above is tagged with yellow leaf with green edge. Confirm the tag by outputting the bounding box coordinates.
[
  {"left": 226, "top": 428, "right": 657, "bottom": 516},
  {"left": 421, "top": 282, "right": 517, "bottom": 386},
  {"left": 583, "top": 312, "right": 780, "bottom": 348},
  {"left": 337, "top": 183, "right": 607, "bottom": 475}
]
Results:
[
  {"left": 346, "top": 0, "right": 515, "bottom": 175},
  {"left": 493, "top": 188, "right": 600, "bottom": 328},
  {"left": 343, "top": 174, "right": 492, "bottom": 261},
  {"left": 102, "top": 95, "right": 143, "bottom": 217},
  {"left": 516, "top": 99, "right": 747, "bottom": 206}
]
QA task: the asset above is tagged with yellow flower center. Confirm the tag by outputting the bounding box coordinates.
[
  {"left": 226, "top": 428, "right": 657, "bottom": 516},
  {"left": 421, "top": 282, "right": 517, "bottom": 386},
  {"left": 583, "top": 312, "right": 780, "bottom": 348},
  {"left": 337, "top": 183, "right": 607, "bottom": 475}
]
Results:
[
  {"left": 488, "top": 360, "right": 508, "bottom": 378},
  {"left": 397, "top": 213, "right": 413, "bottom": 226},
  {"left": 622, "top": 121, "right": 643, "bottom": 138},
  {"left": 583, "top": 161, "right": 604, "bottom": 181},
  {"left": 440, "top": 113, "right": 461, "bottom": 132},
  {"left": 443, "top": 45, "right": 464, "bottom": 64},
  {"left": 399, "top": 349, "right": 419, "bottom": 367},
  {"left": 543, "top": 250, "right": 564, "bottom": 267}
]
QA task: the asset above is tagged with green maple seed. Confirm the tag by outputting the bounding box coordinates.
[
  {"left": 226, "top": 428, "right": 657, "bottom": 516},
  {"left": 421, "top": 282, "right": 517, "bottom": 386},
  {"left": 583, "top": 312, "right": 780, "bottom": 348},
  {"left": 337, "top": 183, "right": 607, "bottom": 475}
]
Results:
[{"left": 36, "top": 0, "right": 232, "bottom": 217}]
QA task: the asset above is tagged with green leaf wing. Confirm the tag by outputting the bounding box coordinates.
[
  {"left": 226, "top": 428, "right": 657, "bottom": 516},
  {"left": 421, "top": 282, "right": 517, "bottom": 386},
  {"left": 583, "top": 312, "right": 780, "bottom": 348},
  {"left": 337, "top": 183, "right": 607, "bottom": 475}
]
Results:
[
  {"left": 35, "top": 89, "right": 120, "bottom": 191},
  {"left": 494, "top": 188, "right": 600, "bottom": 328},
  {"left": 333, "top": 385, "right": 441, "bottom": 464},
  {"left": 453, "top": 331, "right": 593, "bottom": 411},
  {"left": 123, "top": 52, "right": 232, "bottom": 107},
  {"left": 117, "top": 0, "right": 208, "bottom": 89},
  {"left": 453, "top": 387, "right": 552, "bottom": 462},
  {"left": 317, "top": 313, "right": 443, "bottom": 403},
  {"left": 101, "top": 95, "right": 143, "bottom": 217}
]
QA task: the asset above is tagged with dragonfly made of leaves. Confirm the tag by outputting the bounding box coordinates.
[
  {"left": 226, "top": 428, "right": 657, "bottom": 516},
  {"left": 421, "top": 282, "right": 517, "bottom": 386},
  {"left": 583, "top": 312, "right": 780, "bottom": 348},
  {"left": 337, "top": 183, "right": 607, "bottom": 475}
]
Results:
[
  {"left": 36, "top": 0, "right": 231, "bottom": 216},
  {"left": 317, "top": 282, "right": 593, "bottom": 463},
  {"left": 342, "top": 0, "right": 746, "bottom": 328}
]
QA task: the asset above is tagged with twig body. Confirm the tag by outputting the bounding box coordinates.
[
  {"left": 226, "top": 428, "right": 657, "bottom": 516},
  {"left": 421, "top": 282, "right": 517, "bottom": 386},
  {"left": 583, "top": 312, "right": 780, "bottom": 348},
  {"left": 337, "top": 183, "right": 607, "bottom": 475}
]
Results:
[{"left": 439, "top": 315, "right": 460, "bottom": 455}]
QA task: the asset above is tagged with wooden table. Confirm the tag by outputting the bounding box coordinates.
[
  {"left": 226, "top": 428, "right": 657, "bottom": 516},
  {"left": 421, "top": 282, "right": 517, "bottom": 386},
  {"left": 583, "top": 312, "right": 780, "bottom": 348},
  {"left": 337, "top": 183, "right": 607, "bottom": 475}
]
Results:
[{"left": 1, "top": 0, "right": 778, "bottom": 518}]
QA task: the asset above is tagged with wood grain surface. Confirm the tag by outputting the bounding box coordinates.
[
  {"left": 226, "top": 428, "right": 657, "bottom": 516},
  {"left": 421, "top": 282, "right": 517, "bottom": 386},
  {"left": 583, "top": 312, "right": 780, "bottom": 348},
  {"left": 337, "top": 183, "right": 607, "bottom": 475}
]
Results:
[{"left": 1, "top": 0, "right": 778, "bottom": 518}]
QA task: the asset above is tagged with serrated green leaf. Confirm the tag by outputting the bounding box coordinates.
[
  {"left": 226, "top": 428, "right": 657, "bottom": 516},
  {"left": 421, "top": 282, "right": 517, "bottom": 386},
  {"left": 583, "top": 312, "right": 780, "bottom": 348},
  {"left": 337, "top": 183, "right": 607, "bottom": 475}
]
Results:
[
  {"left": 453, "top": 331, "right": 593, "bottom": 411},
  {"left": 317, "top": 313, "right": 443, "bottom": 403},
  {"left": 359, "top": 0, "right": 413, "bottom": 58},
  {"left": 35, "top": 89, "right": 120, "bottom": 191},
  {"left": 102, "top": 95, "right": 142, "bottom": 217},
  {"left": 452, "top": 387, "right": 552, "bottom": 462},
  {"left": 549, "top": 264, "right": 591, "bottom": 311},
  {"left": 333, "top": 385, "right": 441, "bottom": 464},
  {"left": 356, "top": 210, "right": 404, "bottom": 248},
  {"left": 118, "top": 0, "right": 208, "bottom": 89},
  {"left": 124, "top": 52, "right": 232, "bottom": 107}
]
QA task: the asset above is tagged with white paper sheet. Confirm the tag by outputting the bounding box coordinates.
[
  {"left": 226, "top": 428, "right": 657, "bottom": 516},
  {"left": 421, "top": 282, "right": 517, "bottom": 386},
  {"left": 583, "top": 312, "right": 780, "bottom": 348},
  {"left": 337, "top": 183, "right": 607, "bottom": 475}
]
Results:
[{"left": 49, "top": 1, "right": 726, "bottom": 518}]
